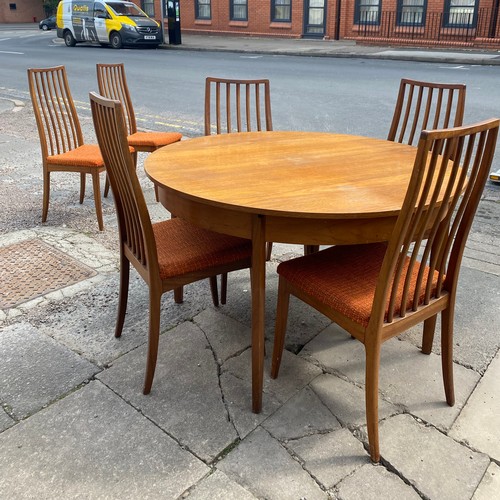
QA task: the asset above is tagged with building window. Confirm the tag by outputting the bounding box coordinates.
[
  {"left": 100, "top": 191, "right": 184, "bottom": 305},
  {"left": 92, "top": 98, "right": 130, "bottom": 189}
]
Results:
[
  {"left": 9, "top": 3, "right": 16, "bottom": 9},
  {"left": 196, "top": 0, "right": 211, "bottom": 19},
  {"left": 354, "top": 0, "right": 381, "bottom": 24},
  {"left": 141, "top": 0, "right": 154, "bottom": 17},
  {"left": 444, "top": 0, "right": 477, "bottom": 27},
  {"left": 397, "top": 0, "right": 426, "bottom": 25},
  {"left": 230, "top": 0, "right": 248, "bottom": 20},
  {"left": 272, "top": 0, "right": 291, "bottom": 21}
]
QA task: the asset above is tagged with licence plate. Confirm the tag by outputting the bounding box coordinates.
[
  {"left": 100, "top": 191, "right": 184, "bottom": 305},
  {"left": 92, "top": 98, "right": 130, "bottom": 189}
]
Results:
[{"left": 144, "top": 35, "right": 156, "bottom": 40}]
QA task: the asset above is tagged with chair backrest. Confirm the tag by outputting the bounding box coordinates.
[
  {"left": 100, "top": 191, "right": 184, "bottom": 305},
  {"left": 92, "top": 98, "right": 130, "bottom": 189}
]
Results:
[
  {"left": 89, "top": 91, "right": 158, "bottom": 276},
  {"left": 204, "top": 77, "right": 273, "bottom": 135},
  {"left": 372, "top": 118, "right": 499, "bottom": 329},
  {"left": 387, "top": 78, "right": 466, "bottom": 146},
  {"left": 27, "top": 65, "right": 84, "bottom": 158},
  {"left": 96, "top": 63, "right": 137, "bottom": 136}
]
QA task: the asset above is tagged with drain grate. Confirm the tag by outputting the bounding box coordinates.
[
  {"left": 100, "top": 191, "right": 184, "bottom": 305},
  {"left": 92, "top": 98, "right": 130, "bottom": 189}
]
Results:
[{"left": 0, "top": 239, "right": 97, "bottom": 309}]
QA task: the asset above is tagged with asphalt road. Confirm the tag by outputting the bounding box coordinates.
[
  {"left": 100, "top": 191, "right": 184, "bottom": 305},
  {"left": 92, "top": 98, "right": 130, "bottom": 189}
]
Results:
[{"left": 2, "top": 25, "right": 500, "bottom": 186}]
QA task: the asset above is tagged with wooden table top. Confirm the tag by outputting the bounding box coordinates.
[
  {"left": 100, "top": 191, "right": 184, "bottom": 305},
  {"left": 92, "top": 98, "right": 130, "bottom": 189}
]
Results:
[{"left": 145, "top": 131, "right": 419, "bottom": 220}]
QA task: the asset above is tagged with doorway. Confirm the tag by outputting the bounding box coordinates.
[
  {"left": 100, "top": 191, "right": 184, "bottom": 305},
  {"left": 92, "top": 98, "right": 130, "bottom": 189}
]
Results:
[{"left": 303, "top": 0, "right": 326, "bottom": 37}]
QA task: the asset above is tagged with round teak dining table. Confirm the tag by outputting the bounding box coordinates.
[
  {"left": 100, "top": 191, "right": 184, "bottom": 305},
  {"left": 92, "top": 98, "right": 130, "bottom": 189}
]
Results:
[{"left": 144, "top": 131, "right": 419, "bottom": 413}]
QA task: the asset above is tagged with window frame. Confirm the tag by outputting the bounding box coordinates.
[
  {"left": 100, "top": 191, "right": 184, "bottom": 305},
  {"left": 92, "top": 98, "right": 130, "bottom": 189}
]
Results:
[
  {"left": 195, "top": 0, "right": 212, "bottom": 19},
  {"left": 443, "top": 0, "right": 478, "bottom": 27},
  {"left": 230, "top": 0, "right": 248, "bottom": 21},
  {"left": 396, "top": 0, "right": 427, "bottom": 26},
  {"left": 141, "top": 0, "right": 155, "bottom": 17},
  {"left": 354, "top": 0, "right": 382, "bottom": 25},
  {"left": 271, "top": 0, "right": 292, "bottom": 22}
]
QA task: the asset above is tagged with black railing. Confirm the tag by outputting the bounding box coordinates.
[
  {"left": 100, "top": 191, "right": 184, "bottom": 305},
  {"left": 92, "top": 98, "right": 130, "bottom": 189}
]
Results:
[{"left": 356, "top": 8, "right": 500, "bottom": 42}]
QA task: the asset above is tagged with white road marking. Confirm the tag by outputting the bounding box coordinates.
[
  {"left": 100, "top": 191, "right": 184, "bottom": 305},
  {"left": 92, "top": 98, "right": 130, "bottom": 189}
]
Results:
[{"left": 0, "top": 50, "right": 24, "bottom": 55}]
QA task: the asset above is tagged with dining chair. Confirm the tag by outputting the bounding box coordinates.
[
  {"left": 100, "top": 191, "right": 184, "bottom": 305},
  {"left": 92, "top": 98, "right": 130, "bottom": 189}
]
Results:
[
  {"left": 271, "top": 118, "right": 499, "bottom": 463},
  {"left": 387, "top": 78, "right": 466, "bottom": 146},
  {"left": 96, "top": 63, "right": 183, "bottom": 198},
  {"left": 205, "top": 76, "right": 274, "bottom": 301},
  {"left": 90, "top": 91, "right": 253, "bottom": 395},
  {"left": 28, "top": 65, "right": 107, "bottom": 230}
]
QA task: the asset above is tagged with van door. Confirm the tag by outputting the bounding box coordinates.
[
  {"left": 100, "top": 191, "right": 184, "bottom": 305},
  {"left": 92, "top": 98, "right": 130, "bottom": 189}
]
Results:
[{"left": 93, "top": 1, "right": 109, "bottom": 42}]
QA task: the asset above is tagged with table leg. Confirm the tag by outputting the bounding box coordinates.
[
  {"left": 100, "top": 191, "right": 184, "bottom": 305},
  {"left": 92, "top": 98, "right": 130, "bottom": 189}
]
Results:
[{"left": 251, "top": 214, "right": 266, "bottom": 413}]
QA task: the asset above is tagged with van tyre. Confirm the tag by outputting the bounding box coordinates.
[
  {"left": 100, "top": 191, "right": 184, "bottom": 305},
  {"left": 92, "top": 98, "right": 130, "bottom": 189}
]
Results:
[
  {"left": 110, "top": 32, "right": 122, "bottom": 49},
  {"left": 64, "top": 31, "right": 76, "bottom": 47}
]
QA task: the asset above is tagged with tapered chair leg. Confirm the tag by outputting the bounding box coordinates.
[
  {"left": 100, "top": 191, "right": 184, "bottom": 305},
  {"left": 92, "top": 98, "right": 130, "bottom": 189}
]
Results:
[
  {"left": 220, "top": 274, "right": 227, "bottom": 305},
  {"left": 271, "top": 277, "right": 291, "bottom": 379},
  {"left": 115, "top": 253, "right": 130, "bottom": 338},
  {"left": 79, "top": 172, "right": 86, "bottom": 204},
  {"left": 104, "top": 175, "right": 110, "bottom": 198},
  {"left": 91, "top": 171, "right": 104, "bottom": 231},
  {"left": 441, "top": 307, "right": 455, "bottom": 406},
  {"left": 143, "top": 290, "right": 162, "bottom": 395},
  {"left": 365, "top": 341, "right": 381, "bottom": 463},
  {"left": 174, "top": 287, "right": 183, "bottom": 304},
  {"left": 42, "top": 170, "right": 50, "bottom": 222},
  {"left": 210, "top": 276, "right": 220, "bottom": 307},
  {"left": 304, "top": 245, "right": 320, "bottom": 255},
  {"left": 266, "top": 242, "right": 273, "bottom": 261},
  {"left": 422, "top": 314, "right": 437, "bottom": 354}
]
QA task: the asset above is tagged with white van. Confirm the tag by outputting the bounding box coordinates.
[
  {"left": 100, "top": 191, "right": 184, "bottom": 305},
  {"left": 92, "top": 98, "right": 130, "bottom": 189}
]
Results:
[{"left": 57, "top": 0, "right": 162, "bottom": 49}]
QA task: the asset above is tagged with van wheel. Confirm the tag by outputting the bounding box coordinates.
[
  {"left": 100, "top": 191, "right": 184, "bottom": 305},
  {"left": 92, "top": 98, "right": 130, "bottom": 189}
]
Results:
[
  {"left": 64, "top": 31, "right": 76, "bottom": 47},
  {"left": 110, "top": 32, "right": 122, "bottom": 49}
]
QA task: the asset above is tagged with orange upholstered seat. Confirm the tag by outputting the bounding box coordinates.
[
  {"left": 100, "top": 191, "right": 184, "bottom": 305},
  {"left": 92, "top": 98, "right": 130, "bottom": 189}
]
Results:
[
  {"left": 272, "top": 119, "right": 499, "bottom": 463},
  {"left": 153, "top": 218, "right": 252, "bottom": 280},
  {"left": 277, "top": 243, "right": 439, "bottom": 329},
  {"left": 128, "top": 131, "right": 182, "bottom": 149},
  {"left": 46, "top": 144, "right": 104, "bottom": 167}
]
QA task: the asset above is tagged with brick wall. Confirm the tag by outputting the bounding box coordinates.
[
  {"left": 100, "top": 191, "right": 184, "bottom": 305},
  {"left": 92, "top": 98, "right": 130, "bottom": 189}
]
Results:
[{"left": 0, "top": 0, "right": 45, "bottom": 23}]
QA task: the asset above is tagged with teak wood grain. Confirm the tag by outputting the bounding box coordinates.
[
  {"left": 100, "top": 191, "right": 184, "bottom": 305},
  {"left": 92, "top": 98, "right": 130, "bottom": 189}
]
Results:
[{"left": 144, "top": 131, "right": 432, "bottom": 413}]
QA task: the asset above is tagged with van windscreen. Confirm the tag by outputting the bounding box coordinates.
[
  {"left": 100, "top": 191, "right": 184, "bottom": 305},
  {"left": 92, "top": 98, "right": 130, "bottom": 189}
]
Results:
[{"left": 107, "top": 2, "right": 147, "bottom": 16}]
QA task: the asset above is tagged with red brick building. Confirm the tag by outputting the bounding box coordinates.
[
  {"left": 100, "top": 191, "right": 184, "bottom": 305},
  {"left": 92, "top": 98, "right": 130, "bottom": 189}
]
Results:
[
  {"left": 0, "top": 0, "right": 45, "bottom": 23},
  {"left": 141, "top": 0, "right": 500, "bottom": 47}
]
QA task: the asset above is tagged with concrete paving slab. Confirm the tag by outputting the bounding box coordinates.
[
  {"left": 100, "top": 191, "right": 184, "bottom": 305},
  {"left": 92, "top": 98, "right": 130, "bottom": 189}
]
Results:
[
  {"left": 218, "top": 264, "right": 331, "bottom": 349},
  {"left": 401, "top": 266, "right": 500, "bottom": 374},
  {"left": 28, "top": 270, "right": 215, "bottom": 367},
  {"left": 310, "top": 373, "right": 400, "bottom": 428},
  {"left": 450, "top": 350, "right": 500, "bottom": 461},
  {"left": 262, "top": 385, "right": 341, "bottom": 440},
  {"left": 223, "top": 342, "right": 323, "bottom": 403},
  {"left": 302, "top": 326, "right": 479, "bottom": 430},
  {"left": 97, "top": 321, "right": 239, "bottom": 463},
  {"left": 336, "top": 463, "right": 422, "bottom": 499},
  {"left": 472, "top": 462, "right": 500, "bottom": 500},
  {"left": 185, "top": 470, "right": 258, "bottom": 499},
  {"left": 286, "top": 428, "right": 370, "bottom": 489},
  {"left": 379, "top": 414, "right": 490, "bottom": 500},
  {"left": 217, "top": 427, "right": 327, "bottom": 499},
  {"left": 0, "top": 322, "right": 99, "bottom": 419},
  {"left": 0, "top": 407, "right": 14, "bottom": 432},
  {"left": 0, "top": 381, "right": 209, "bottom": 498},
  {"left": 193, "top": 308, "right": 251, "bottom": 363},
  {"left": 220, "top": 371, "right": 282, "bottom": 439}
]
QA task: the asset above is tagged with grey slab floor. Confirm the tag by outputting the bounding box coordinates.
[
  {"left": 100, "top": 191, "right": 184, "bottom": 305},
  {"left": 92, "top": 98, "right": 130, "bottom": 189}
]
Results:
[{"left": 1, "top": 72, "right": 499, "bottom": 499}]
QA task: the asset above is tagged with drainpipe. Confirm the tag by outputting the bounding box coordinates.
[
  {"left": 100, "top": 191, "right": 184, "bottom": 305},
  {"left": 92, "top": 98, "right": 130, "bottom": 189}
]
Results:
[
  {"left": 335, "top": 0, "right": 342, "bottom": 40},
  {"left": 491, "top": 0, "right": 500, "bottom": 38}
]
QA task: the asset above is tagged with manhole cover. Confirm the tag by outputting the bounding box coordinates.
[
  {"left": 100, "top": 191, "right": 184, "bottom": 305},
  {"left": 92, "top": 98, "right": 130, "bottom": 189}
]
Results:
[{"left": 0, "top": 238, "right": 97, "bottom": 309}]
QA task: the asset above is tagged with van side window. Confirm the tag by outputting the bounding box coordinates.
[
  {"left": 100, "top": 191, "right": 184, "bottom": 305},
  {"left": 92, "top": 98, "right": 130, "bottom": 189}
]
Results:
[{"left": 94, "top": 3, "right": 108, "bottom": 18}]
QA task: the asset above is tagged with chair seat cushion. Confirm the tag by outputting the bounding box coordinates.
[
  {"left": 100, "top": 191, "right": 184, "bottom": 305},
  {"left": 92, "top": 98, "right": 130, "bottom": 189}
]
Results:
[
  {"left": 128, "top": 132, "right": 182, "bottom": 149},
  {"left": 277, "top": 243, "right": 440, "bottom": 328},
  {"left": 153, "top": 218, "right": 251, "bottom": 280},
  {"left": 47, "top": 144, "right": 104, "bottom": 167}
]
